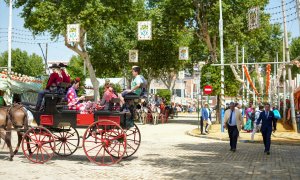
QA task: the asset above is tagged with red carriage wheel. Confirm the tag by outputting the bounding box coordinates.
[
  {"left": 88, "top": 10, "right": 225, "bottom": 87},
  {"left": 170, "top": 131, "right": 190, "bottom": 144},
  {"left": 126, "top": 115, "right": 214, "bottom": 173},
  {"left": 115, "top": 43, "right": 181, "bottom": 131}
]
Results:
[
  {"left": 120, "top": 123, "right": 141, "bottom": 159},
  {"left": 82, "top": 120, "right": 127, "bottom": 166},
  {"left": 21, "top": 127, "right": 56, "bottom": 164},
  {"left": 52, "top": 126, "right": 80, "bottom": 156}
]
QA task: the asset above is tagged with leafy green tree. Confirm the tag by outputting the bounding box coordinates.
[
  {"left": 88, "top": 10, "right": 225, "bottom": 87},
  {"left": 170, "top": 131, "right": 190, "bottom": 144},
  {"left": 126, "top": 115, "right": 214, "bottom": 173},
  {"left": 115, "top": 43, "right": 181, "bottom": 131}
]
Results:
[
  {"left": 0, "top": 48, "right": 44, "bottom": 76},
  {"left": 150, "top": 0, "right": 282, "bottom": 99},
  {"left": 14, "top": 0, "right": 139, "bottom": 99},
  {"left": 157, "top": 89, "right": 171, "bottom": 104},
  {"left": 67, "top": 55, "right": 85, "bottom": 82}
]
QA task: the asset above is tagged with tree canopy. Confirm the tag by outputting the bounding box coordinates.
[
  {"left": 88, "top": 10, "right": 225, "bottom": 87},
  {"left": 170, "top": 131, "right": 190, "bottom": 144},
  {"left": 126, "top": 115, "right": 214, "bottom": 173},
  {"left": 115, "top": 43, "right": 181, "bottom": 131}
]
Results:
[
  {"left": 13, "top": 0, "right": 290, "bottom": 98},
  {"left": 0, "top": 48, "right": 44, "bottom": 77}
]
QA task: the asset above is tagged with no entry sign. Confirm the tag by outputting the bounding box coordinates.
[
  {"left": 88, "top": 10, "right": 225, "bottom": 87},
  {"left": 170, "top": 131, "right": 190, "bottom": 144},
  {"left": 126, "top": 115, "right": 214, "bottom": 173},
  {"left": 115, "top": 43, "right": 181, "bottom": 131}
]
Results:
[{"left": 203, "top": 85, "right": 213, "bottom": 95}]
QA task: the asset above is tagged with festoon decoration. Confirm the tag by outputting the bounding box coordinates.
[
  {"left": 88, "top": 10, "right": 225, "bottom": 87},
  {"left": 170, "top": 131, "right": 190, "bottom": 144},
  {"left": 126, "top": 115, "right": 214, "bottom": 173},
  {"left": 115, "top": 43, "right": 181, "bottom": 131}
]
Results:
[
  {"left": 255, "top": 64, "right": 264, "bottom": 95},
  {"left": 243, "top": 65, "right": 259, "bottom": 96},
  {"left": 265, "top": 64, "right": 271, "bottom": 96}
]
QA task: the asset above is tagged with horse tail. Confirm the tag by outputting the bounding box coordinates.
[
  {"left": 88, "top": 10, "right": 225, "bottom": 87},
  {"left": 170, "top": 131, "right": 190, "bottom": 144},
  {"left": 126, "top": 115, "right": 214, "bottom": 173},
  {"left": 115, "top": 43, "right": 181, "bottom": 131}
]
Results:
[{"left": 22, "top": 106, "right": 29, "bottom": 130}]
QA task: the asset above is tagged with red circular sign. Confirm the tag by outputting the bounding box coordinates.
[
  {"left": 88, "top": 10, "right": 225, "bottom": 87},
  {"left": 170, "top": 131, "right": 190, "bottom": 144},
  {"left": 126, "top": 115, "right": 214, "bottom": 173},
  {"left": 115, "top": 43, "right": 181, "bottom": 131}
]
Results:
[{"left": 203, "top": 85, "right": 213, "bottom": 95}]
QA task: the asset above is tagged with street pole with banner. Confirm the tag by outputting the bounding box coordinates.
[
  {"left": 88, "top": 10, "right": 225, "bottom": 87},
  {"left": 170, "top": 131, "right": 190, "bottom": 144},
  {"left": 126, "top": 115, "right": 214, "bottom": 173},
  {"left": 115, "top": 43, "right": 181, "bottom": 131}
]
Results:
[
  {"left": 219, "top": 0, "right": 225, "bottom": 133},
  {"left": 195, "top": 62, "right": 205, "bottom": 132},
  {"left": 8, "top": 0, "right": 13, "bottom": 73},
  {"left": 178, "top": 71, "right": 185, "bottom": 105}
]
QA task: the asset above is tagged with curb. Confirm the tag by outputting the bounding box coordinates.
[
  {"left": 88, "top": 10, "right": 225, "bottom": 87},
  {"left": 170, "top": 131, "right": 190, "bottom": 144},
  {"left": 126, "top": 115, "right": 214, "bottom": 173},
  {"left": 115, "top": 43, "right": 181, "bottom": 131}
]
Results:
[{"left": 186, "top": 130, "right": 300, "bottom": 146}]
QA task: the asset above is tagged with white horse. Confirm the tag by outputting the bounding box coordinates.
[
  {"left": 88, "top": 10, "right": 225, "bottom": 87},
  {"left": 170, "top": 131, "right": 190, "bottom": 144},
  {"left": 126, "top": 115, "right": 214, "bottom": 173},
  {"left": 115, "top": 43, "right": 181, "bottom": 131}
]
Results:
[
  {"left": 150, "top": 104, "right": 160, "bottom": 125},
  {"left": 140, "top": 105, "right": 148, "bottom": 124}
]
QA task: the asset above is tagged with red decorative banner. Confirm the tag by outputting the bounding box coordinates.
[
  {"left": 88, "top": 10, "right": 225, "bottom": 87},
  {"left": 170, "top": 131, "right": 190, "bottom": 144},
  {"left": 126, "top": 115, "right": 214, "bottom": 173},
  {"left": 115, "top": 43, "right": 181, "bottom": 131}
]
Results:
[
  {"left": 266, "top": 64, "right": 271, "bottom": 96},
  {"left": 243, "top": 65, "right": 259, "bottom": 96}
]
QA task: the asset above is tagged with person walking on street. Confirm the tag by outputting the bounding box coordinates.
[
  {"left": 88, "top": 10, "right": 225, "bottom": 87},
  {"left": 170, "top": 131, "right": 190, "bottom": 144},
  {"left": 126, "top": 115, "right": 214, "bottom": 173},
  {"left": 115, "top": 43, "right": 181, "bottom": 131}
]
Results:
[
  {"left": 256, "top": 103, "right": 277, "bottom": 155},
  {"left": 251, "top": 105, "right": 264, "bottom": 141},
  {"left": 202, "top": 102, "right": 211, "bottom": 134},
  {"left": 223, "top": 102, "right": 244, "bottom": 152},
  {"left": 244, "top": 105, "right": 255, "bottom": 132}
]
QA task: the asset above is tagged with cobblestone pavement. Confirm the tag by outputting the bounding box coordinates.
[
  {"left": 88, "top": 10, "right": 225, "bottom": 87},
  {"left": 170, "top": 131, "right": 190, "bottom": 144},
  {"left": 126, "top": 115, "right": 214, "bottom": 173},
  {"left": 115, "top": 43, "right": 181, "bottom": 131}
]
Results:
[{"left": 0, "top": 115, "right": 300, "bottom": 180}]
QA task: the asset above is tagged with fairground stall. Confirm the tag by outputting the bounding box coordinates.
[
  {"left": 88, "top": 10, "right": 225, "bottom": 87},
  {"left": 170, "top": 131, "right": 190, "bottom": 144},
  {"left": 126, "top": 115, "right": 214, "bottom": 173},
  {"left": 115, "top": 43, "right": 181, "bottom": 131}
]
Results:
[{"left": 0, "top": 70, "right": 43, "bottom": 106}]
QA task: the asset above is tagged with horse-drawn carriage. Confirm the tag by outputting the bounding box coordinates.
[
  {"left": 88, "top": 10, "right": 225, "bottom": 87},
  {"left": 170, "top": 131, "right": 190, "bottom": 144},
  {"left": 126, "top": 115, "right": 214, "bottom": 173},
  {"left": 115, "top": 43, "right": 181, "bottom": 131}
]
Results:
[{"left": 1, "top": 91, "right": 142, "bottom": 166}]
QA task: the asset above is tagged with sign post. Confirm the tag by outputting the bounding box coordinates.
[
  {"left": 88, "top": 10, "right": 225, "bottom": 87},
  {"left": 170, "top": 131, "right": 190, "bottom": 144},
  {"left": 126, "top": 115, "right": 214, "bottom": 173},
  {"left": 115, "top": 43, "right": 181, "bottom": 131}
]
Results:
[
  {"left": 203, "top": 85, "right": 213, "bottom": 95},
  {"left": 178, "top": 71, "right": 185, "bottom": 105}
]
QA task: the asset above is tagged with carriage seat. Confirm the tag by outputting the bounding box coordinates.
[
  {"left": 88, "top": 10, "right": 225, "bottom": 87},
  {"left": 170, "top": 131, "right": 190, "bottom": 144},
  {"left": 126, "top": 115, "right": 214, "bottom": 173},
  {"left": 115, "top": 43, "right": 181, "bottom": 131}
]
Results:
[
  {"left": 59, "top": 109, "right": 78, "bottom": 114},
  {"left": 124, "top": 93, "right": 140, "bottom": 100}
]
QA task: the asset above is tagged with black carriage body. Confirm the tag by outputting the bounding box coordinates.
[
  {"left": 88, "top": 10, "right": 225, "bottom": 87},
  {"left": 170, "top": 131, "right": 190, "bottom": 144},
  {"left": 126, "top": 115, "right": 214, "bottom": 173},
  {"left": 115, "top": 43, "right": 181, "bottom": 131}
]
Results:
[{"left": 31, "top": 93, "right": 126, "bottom": 128}]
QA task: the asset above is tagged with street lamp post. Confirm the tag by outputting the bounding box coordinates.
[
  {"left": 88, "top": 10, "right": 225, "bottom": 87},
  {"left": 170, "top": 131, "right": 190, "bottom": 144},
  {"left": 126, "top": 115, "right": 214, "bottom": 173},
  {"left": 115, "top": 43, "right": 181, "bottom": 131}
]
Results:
[
  {"left": 8, "top": 0, "right": 13, "bottom": 73},
  {"left": 219, "top": 0, "right": 225, "bottom": 132},
  {"left": 196, "top": 62, "right": 205, "bottom": 132}
]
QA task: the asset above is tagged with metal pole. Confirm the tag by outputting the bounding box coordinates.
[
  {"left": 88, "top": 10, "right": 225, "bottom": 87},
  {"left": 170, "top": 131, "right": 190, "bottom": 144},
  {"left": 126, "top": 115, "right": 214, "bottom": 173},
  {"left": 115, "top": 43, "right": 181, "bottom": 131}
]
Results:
[
  {"left": 282, "top": 0, "right": 297, "bottom": 131},
  {"left": 296, "top": 0, "right": 300, "bottom": 34},
  {"left": 219, "top": 0, "right": 225, "bottom": 132},
  {"left": 283, "top": 38, "right": 287, "bottom": 121},
  {"left": 181, "top": 79, "right": 184, "bottom": 104},
  {"left": 191, "top": 79, "right": 194, "bottom": 99},
  {"left": 45, "top": 43, "right": 48, "bottom": 74},
  {"left": 197, "top": 74, "right": 200, "bottom": 131},
  {"left": 7, "top": 0, "right": 13, "bottom": 73},
  {"left": 277, "top": 52, "right": 281, "bottom": 111},
  {"left": 253, "top": 77, "right": 256, "bottom": 106},
  {"left": 38, "top": 43, "right": 49, "bottom": 74},
  {"left": 242, "top": 47, "right": 245, "bottom": 107},
  {"left": 83, "top": 33, "right": 87, "bottom": 76}
]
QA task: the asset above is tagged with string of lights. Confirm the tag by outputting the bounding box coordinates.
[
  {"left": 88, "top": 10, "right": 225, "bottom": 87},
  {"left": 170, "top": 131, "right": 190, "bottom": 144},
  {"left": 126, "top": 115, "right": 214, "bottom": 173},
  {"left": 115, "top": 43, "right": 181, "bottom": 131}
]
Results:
[
  {"left": 265, "top": 0, "right": 295, "bottom": 11},
  {"left": 11, "top": 40, "right": 64, "bottom": 44},
  {"left": 267, "top": 5, "right": 296, "bottom": 15},
  {"left": 270, "top": 17, "right": 298, "bottom": 24},
  {"left": 0, "top": 36, "right": 64, "bottom": 44},
  {"left": 270, "top": 11, "right": 298, "bottom": 21},
  {"left": 271, "top": 17, "right": 298, "bottom": 25}
]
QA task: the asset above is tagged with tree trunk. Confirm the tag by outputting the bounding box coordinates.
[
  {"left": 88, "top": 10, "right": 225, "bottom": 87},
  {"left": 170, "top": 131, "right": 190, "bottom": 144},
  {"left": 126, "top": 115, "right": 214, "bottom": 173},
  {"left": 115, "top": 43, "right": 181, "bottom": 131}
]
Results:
[
  {"left": 82, "top": 53, "right": 99, "bottom": 100},
  {"left": 194, "top": 2, "right": 217, "bottom": 63},
  {"left": 64, "top": 30, "right": 100, "bottom": 100}
]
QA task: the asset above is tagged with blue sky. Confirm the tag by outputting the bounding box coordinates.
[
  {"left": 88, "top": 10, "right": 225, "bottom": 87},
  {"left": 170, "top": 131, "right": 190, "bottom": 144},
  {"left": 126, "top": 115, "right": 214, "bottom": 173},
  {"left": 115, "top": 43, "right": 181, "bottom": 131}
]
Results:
[{"left": 0, "top": 0, "right": 299, "bottom": 62}]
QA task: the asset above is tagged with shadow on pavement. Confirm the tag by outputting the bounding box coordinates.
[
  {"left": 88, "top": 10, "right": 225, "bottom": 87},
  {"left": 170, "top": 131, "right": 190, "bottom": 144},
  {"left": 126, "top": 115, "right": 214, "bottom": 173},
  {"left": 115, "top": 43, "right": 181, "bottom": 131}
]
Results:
[
  {"left": 167, "top": 119, "right": 199, "bottom": 125},
  {"left": 141, "top": 141, "right": 300, "bottom": 179}
]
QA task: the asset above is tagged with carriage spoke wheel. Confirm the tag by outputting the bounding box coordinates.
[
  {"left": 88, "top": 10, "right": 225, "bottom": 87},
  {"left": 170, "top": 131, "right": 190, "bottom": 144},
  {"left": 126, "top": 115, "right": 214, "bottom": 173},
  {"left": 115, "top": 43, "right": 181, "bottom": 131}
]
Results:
[
  {"left": 21, "top": 127, "right": 55, "bottom": 164},
  {"left": 83, "top": 120, "right": 127, "bottom": 166},
  {"left": 52, "top": 126, "right": 80, "bottom": 156},
  {"left": 116, "top": 123, "right": 141, "bottom": 159}
]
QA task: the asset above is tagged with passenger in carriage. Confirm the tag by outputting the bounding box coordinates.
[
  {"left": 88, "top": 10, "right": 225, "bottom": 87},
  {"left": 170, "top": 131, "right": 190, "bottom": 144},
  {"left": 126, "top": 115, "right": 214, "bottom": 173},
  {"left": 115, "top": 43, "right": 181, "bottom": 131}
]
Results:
[
  {"left": 99, "top": 82, "right": 120, "bottom": 110},
  {"left": 35, "top": 63, "right": 63, "bottom": 110},
  {"left": 122, "top": 66, "right": 146, "bottom": 97},
  {"left": 66, "top": 78, "right": 92, "bottom": 112},
  {"left": 59, "top": 63, "right": 71, "bottom": 83}
]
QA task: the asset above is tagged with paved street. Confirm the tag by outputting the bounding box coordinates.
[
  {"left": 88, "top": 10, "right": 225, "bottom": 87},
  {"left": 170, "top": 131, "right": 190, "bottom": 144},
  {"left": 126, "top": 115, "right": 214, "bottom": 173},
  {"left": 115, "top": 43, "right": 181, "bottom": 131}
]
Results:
[{"left": 1, "top": 115, "right": 300, "bottom": 180}]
